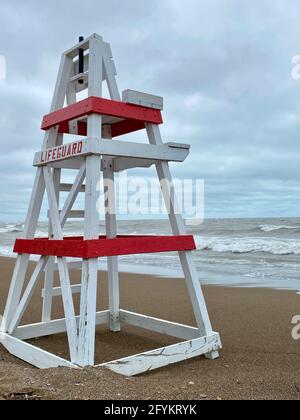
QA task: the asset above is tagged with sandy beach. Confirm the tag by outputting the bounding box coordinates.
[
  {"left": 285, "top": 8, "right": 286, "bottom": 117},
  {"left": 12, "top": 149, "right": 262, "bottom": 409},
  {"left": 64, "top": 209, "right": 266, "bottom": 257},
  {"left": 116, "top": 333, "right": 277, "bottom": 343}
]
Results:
[{"left": 0, "top": 256, "right": 299, "bottom": 400}]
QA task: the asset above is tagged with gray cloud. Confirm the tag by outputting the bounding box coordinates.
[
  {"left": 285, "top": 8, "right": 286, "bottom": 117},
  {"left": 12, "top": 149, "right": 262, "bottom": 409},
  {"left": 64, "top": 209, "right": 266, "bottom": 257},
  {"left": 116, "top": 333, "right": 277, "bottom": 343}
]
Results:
[{"left": 0, "top": 0, "right": 300, "bottom": 220}]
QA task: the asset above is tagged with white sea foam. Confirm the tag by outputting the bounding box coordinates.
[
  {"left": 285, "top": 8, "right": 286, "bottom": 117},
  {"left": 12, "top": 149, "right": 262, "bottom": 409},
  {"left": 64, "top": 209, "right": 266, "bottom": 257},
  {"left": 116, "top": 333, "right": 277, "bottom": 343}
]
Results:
[
  {"left": 196, "top": 236, "right": 300, "bottom": 255},
  {"left": 0, "top": 224, "right": 24, "bottom": 234},
  {"left": 259, "top": 224, "right": 300, "bottom": 232},
  {"left": 1, "top": 219, "right": 300, "bottom": 291},
  {"left": 0, "top": 246, "right": 16, "bottom": 257}
]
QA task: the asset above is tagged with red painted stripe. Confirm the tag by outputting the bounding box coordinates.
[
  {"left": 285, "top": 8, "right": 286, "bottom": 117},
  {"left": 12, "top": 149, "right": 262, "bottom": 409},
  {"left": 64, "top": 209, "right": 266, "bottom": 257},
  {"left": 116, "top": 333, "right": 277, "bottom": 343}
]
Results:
[
  {"left": 57, "top": 119, "right": 146, "bottom": 138},
  {"left": 14, "top": 235, "right": 196, "bottom": 258},
  {"left": 42, "top": 97, "right": 163, "bottom": 131},
  {"left": 111, "top": 120, "right": 146, "bottom": 138}
]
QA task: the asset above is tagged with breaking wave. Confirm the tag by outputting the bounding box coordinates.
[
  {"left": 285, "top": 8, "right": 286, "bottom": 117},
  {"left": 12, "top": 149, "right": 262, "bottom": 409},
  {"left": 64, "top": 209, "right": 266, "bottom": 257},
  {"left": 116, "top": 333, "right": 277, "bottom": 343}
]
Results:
[
  {"left": 197, "top": 237, "right": 300, "bottom": 255},
  {"left": 259, "top": 224, "right": 300, "bottom": 233},
  {"left": 0, "top": 224, "right": 24, "bottom": 234}
]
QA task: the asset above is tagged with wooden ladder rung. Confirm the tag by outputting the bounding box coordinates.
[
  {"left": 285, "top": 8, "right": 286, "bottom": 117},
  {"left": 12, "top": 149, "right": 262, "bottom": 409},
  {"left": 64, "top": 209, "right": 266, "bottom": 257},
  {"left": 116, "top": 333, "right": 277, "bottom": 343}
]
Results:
[
  {"left": 60, "top": 183, "right": 86, "bottom": 192},
  {"left": 67, "top": 210, "right": 85, "bottom": 219},
  {"left": 47, "top": 210, "right": 85, "bottom": 219},
  {"left": 70, "top": 73, "right": 89, "bottom": 84}
]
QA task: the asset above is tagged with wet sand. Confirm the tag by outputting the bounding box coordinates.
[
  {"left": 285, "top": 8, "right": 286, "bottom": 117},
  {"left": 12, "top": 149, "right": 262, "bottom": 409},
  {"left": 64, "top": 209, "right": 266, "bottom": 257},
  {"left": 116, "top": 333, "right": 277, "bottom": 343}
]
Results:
[{"left": 0, "top": 256, "right": 299, "bottom": 400}]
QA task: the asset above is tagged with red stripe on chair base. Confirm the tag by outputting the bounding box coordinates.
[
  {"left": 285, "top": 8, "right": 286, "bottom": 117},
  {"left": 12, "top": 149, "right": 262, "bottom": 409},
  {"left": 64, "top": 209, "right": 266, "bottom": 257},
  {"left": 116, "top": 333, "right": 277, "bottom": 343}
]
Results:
[
  {"left": 57, "top": 119, "right": 146, "bottom": 138},
  {"left": 14, "top": 235, "right": 196, "bottom": 258},
  {"left": 41, "top": 97, "right": 163, "bottom": 131}
]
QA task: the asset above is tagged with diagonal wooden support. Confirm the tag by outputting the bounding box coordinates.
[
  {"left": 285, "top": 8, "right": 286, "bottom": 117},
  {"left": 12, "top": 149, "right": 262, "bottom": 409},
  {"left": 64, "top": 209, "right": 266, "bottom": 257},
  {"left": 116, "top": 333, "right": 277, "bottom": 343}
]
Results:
[
  {"left": 8, "top": 256, "right": 49, "bottom": 334},
  {"left": 13, "top": 310, "right": 110, "bottom": 341},
  {"left": 146, "top": 123, "right": 219, "bottom": 359},
  {"left": 103, "top": 43, "right": 121, "bottom": 101},
  {"left": 77, "top": 35, "right": 103, "bottom": 367},
  {"left": 60, "top": 162, "right": 86, "bottom": 226},
  {"left": 0, "top": 333, "right": 77, "bottom": 369},
  {"left": 99, "top": 333, "right": 221, "bottom": 377},
  {"left": 102, "top": 50, "right": 121, "bottom": 333},
  {"left": 0, "top": 168, "right": 46, "bottom": 333},
  {"left": 41, "top": 51, "right": 74, "bottom": 324},
  {"left": 103, "top": 125, "right": 120, "bottom": 333},
  {"left": 43, "top": 134, "right": 63, "bottom": 323},
  {"left": 44, "top": 166, "right": 78, "bottom": 363}
]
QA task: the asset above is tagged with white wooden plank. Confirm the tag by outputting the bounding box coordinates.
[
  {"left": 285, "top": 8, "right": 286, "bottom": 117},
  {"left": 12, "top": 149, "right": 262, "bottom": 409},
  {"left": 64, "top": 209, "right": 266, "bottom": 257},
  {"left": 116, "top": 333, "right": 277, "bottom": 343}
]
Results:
[
  {"left": 73, "top": 46, "right": 116, "bottom": 79},
  {"left": 0, "top": 255, "right": 30, "bottom": 333},
  {"left": 33, "top": 139, "right": 88, "bottom": 167},
  {"left": 82, "top": 155, "right": 101, "bottom": 237},
  {"left": 44, "top": 53, "right": 72, "bottom": 151},
  {"left": 64, "top": 34, "right": 103, "bottom": 58},
  {"left": 167, "top": 142, "right": 190, "bottom": 150},
  {"left": 122, "top": 90, "right": 163, "bottom": 110},
  {"left": 77, "top": 34, "right": 103, "bottom": 367},
  {"left": 42, "top": 52, "right": 71, "bottom": 155},
  {"left": 120, "top": 310, "right": 200, "bottom": 340},
  {"left": 56, "top": 261, "right": 82, "bottom": 271},
  {"left": 57, "top": 258, "right": 79, "bottom": 363},
  {"left": 73, "top": 53, "right": 89, "bottom": 75},
  {"left": 50, "top": 53, "right": 74, "bottom": 111},
  {"left": 44, "top": 166, "right": 79, "bottom": 363},
  {"left": 114, "top": 144, "right": 190, "bottom": 173},
  {"left": 88, "top": 36, "right": 103, "bottom": 98},
  {"left": 146, "top": 124, "right": 186, "bottom": 234},
  {"left": 91, "top": 139, "right": 190, "bottom": 163},
  {"left": 146, "top": 123, "right": 220, "bottom": 360},
  {"left": 8, "top": 257, "right": 49, "bottom": 334},
  {"left": 43, "top": 167, "right": 63, "bottom": 238},
  {"left": 24, "top": 168, "right": 46, "bottom": 238},
  {"left": 2, "top": 45, "right": 72, "bottom": 345},
  {"left": 103, "top": 42, "right": 121, "bottom": 101},
  {"left": 66, "top": 67, "right": 79, "bottom": 134},
  {"left": 103, "top": 126, "right": 120, "bottom": 332},
  {"left": 179, "top": 252, "right": 214, "bottom": 340},
  {"left": 34, "top": 139, "right": 190, "bottom": 167},
  {"left": 113, "top": 157, "right": 155, "bottom": 172},
  {"left": 51, "top": 157, "right": 84, "bottom": 170},
  {"left": 43, "top": 134, "right": 63, "bottom": 323},
  {"left": 59, "top": 183, "right": 86, "bottom": 193},
  {"left": 0, "top": 333, "right": 77, "bottom": 369},
  {"left": 3, "top": 51, "right": 71, "bottom": 333},
  {"left": 60, "top": 163, "right": 86, "bottom": 225},
  {"left": 66, "top": 210, "right": 85, "bottom": 219},
  {"left": 105, "top": 42, "right": 113, "bottom": 59},
  {"left": 14, "top": 311, "right": 110, "bottom": 341},
  {"left": 42, "top": 283, "right": 82, "bottom": 298},
  {"left": 109, "top": 60, "right": 117, "bottom": 78},
  {"left": 70, "top": 72, "right": 89, "bottom": 84},
  {"left": 47, "top": 209, "right": 85, "bottom": 220},
  {"left": 1, "top": 167, "right": 46, "bottom": 333},
  {"left": 42, "top": 270, "right": 57, "bottom": 326},
  {"left": 99, "top": 333, "right": 221, "bottom": 377}
]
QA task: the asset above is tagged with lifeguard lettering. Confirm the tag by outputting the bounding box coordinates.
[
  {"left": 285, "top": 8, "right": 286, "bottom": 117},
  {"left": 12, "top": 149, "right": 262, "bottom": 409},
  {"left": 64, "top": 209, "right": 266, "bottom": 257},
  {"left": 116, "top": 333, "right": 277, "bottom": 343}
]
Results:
[{"left": 40, "top": 141, "right": 83, "bottom": 163}]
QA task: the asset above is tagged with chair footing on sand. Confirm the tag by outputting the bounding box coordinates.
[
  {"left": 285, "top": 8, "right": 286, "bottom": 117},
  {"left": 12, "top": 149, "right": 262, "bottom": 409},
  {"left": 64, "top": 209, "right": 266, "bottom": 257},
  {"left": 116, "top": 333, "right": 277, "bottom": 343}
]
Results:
[{"left": 0, "top": 310, "right": 221, "bottom": 376}]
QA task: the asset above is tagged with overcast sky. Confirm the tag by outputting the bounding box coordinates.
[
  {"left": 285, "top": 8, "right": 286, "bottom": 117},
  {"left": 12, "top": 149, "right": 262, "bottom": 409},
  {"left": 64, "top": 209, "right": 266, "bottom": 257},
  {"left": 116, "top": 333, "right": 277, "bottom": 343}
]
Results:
[{"left": 0, "top": 0, "right": 300, "bottom": 221}]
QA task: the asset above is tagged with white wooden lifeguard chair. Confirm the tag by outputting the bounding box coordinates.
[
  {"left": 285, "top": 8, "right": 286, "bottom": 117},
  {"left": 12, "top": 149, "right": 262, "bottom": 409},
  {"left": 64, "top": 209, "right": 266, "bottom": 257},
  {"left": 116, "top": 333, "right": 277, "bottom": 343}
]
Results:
[{"left": 0, "top": 34, "right": 221, "bottom": 376}]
